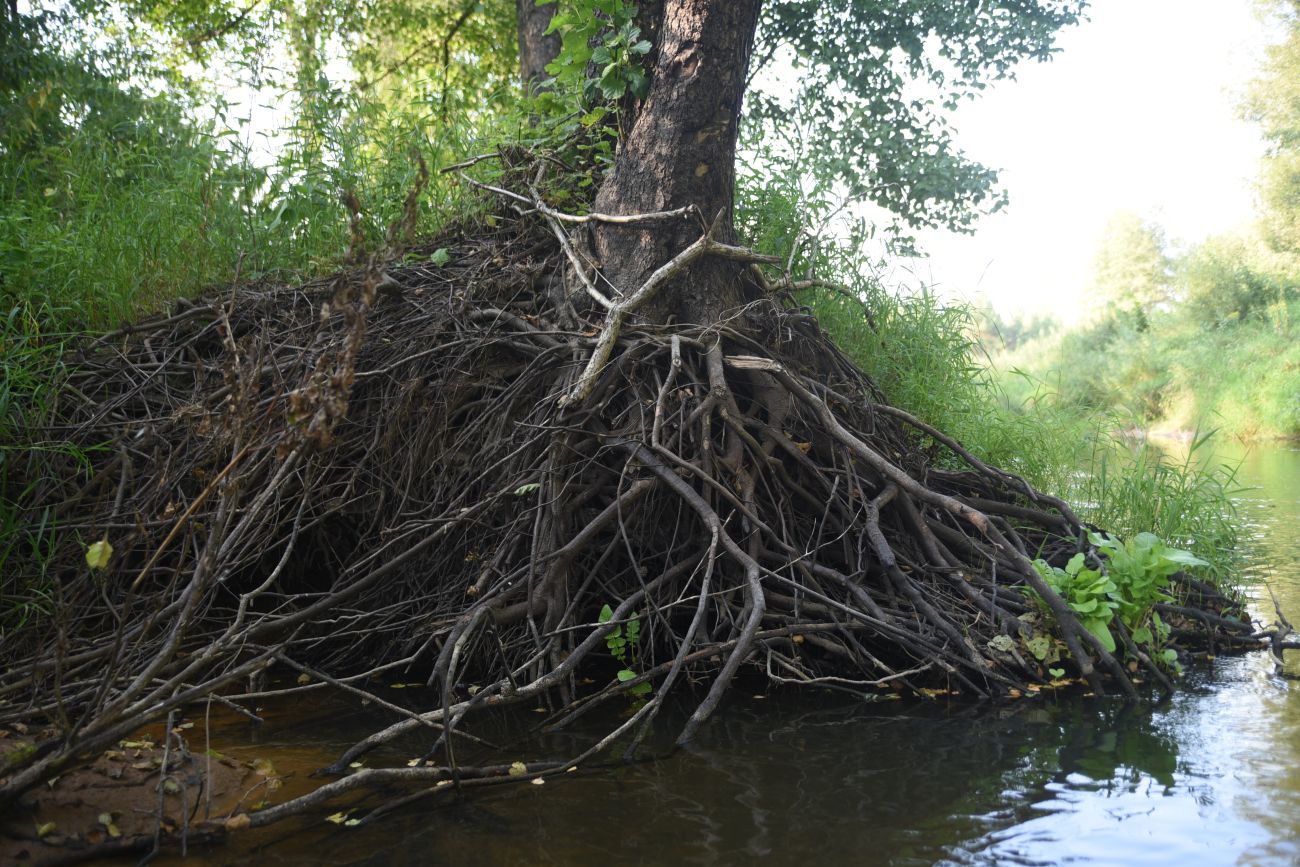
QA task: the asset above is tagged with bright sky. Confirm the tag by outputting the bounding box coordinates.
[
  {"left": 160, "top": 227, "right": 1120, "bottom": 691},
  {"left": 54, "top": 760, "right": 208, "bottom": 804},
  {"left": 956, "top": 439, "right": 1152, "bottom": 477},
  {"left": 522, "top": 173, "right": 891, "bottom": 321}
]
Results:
[{"left": 903, "top": 0, "right": 1272, "bottom": 323}]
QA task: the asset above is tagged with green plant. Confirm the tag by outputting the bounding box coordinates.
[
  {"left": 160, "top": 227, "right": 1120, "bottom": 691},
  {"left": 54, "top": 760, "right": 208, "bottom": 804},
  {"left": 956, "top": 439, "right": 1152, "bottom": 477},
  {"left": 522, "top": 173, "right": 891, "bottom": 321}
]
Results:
[
  {"left": 1031, "top": 553, "right": 1120, "bottom": 654},
  {"left": 1032, "top": 531, "right": 1208, "bottom": 669},
  {"left": 597, "top": 603, "right": 651, "bottom": 696},
  {"left": 1090, "top": 530, "right": 1207, "bottom": 666},
  {"left": 541, "top": 0, "right": 652, "bottom": 104}
]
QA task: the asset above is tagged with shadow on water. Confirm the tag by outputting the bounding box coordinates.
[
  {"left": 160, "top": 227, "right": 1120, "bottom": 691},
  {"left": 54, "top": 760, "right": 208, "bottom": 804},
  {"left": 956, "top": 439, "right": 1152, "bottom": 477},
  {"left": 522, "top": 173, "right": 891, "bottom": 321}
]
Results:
[{"left": 171, "top": 442, "right": 1300, "bottom": 866}]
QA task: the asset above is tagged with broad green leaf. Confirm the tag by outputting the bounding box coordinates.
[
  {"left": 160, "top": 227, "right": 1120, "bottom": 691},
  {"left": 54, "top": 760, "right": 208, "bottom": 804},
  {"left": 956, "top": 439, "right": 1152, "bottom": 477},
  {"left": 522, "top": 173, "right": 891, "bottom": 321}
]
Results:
[
  {"left": 1025, "top": 635, "right": 1053, "bottom": 660},
  {"left": 429, "top": 247, "right": 451, "bottom": 266},
  {"left": 1162, "top": 548, "right": 1208, "bottom": 567},
  {"left": 1084, "top": 620, "right": 1116, "bottom": 654},
  {"left": 598, "top": 604, "right": 614, "bottom": 623},
  {"left": 513, "top": 482, "right": 541, "bottom": 496}
]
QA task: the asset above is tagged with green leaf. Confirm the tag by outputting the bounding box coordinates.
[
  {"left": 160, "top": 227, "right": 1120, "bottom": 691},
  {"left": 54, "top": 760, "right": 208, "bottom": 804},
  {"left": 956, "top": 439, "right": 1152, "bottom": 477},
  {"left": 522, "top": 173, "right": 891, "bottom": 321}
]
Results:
[
  {"left": 1162, "top": 548, "right": 1209, "bottom": 567},
  {"left": 1048, "top": 667, "right": 1065, "bottom": 678},
  {"left": 1160, "top": 648, "right": 1178, "bottom": 665},
  {"left": 598, "top": 604, "right": 614, "bottom": 624},
  {"left": 430, "top": 247, "right": 451, "bottom": 266},
  {"left": 616, "top": 669, "right": 637, "bottom": 682},
  {"left": 1131, "top": 626, "right": 1152, "bottom": 646},
  {"left": 1084, "top": 620, "right": 1116, "bottom": 654},
  {"left": 1025, "top": 635, "right": 1053, "bottom": 661}
]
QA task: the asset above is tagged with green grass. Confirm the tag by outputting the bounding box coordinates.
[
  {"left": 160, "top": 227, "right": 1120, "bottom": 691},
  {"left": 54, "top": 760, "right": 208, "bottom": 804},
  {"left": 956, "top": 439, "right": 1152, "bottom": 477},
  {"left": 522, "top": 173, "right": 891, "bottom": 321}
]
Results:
[{"left": 993, "top": 299, "right": 1300, "bottom": 442}]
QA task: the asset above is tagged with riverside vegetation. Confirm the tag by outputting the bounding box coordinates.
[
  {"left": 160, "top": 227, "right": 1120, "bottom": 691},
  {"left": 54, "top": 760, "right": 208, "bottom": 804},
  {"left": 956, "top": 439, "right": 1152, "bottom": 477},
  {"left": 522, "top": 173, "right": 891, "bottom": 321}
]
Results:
[
  {"left": 0, "top": 1, "right": 1288, "bottom": 861},
  {"left": 980, "top": 4, "right": 1300, "bottom": 442}
]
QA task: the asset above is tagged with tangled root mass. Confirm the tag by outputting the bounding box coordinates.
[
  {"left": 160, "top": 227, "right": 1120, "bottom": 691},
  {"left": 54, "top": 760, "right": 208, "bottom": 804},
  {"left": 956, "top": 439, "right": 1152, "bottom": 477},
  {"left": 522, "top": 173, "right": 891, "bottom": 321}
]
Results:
[{"left": 0, "top": 187, "right": 1254, "bottom": 831}]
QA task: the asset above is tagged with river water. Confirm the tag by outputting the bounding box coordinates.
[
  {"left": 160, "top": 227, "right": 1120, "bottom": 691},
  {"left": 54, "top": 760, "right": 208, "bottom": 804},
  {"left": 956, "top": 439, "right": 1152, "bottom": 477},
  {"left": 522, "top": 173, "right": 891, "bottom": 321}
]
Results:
[{"left": 188, "top": 442, "right": 1300, "bottom": 866}]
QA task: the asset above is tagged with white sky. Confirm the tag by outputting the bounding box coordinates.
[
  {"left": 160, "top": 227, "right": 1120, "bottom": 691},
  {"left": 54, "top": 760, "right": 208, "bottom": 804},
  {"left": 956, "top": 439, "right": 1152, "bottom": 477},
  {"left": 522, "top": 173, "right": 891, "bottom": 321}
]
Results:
[{"left": 901, "top": 0, "right": 1272, "bottom": 322}]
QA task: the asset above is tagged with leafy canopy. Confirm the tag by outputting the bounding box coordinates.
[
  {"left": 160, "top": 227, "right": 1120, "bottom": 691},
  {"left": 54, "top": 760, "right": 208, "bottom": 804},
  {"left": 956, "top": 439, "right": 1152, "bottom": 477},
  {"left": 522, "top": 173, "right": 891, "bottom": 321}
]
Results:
[{"left": 749, "top": 1, "right": 1087, "bottom": 237}]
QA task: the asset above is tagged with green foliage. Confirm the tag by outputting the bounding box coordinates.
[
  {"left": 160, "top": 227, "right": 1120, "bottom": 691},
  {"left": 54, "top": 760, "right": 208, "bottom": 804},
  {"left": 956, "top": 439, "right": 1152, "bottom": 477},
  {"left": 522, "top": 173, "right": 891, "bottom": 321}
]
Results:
[
  {"left": 1090, "top": 211, "right": 1171, "bottom": 316},
  {"left": 1080, "top": 432, "right": 1242, "bottom": 582},
  {"left": 1090, "top": 530, "right": 1206, "bottom": 664},
  {"left": 1031, "top": 553, "right": 1120, "bottom": 654},
  {"left": 541, "top": 0, "right": 651, "bottom": 103},
  {"left": 1246, "top": 1, "right": 1300, "bottom": 257},
  {"left": 597, "top": 603, "right": 651, "bottom": 696},
  {"left": 1032, "top": 532, "right": 1207, "bottom": 667},
  {"left": 750, "top": 0, "right": 1086, "bottom": 240},
  {"left": 1179, "top": 233, "right": 1293, "bottom": 328}
]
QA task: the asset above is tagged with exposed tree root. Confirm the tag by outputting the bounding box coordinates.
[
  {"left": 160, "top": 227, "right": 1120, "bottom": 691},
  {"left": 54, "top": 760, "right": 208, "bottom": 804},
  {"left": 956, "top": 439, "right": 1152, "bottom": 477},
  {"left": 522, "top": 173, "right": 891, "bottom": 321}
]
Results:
[{"left": 0, "top": 168, "right": 1258, "bottom": 847}]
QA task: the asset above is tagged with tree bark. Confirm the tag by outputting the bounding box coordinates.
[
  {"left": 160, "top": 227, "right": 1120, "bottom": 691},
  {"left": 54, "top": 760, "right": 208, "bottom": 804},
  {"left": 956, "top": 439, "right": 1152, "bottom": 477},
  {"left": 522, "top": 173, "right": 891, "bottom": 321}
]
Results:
[
  {"left": 517, "top": 0, "right": 561, "bottom": 92},
  {"left": 586, "top": 0, "right": 762, "bottom": 324}
]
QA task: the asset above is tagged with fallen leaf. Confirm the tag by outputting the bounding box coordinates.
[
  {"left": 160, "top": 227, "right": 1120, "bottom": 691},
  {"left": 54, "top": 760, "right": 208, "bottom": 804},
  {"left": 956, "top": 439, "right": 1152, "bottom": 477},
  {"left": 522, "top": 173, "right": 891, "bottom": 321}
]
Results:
[
  {"left": 98, "top": 812, "right": 122, "bottom": 838},
  {"left": 296, "top": 673, "right": 312, "bottom": 685},
  {"left": 36, "top": 821, "right": 57, "bottom": 838},
  {"left": 325, "top": 812, "right": 349, "bottom": 825},
  {"left": 530, "top": 777, "right": 545, "bottom": 786},
  {"left": 508, "top": 761, "right": 527, "bottom": 777},
  {"left": 226, "top": 813, "right": 251, "bottom": 831},
  {"left": 85, "top": 539, "right": 113, "bottom": 570}
]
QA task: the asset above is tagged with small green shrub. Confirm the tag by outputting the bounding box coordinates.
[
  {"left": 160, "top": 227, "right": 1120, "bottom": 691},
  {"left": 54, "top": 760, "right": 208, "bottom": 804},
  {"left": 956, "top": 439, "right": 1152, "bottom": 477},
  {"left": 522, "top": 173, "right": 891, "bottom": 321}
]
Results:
[
  {"left": 1031, "top": 553, "right": 1120, "bottom": 654},
  {"left": 1032, "top": 531, "right": 1207, "bottom": 668},
  {"left": 598, "top": 603, "right": 651, "bottom": 696}
]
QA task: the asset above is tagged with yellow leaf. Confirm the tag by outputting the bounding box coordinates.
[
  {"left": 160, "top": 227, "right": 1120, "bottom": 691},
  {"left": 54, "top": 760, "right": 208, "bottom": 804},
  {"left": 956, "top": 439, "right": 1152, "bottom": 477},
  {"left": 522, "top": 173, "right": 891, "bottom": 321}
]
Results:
[
  {"left": 508, "top": 761, "right": 527, "bottom": 777},
  {"left": 36, "top": 821, "right": 57, "bottom": 838},
  {"left": 226, "top": 813, "right": 251, "bottom": 831},
  {"left": 98, "top": 813, "right": 122, "bottom": 838},
  {"left": 85, "top": 539, "right": 113, "bottom": 570},
  {"left": 296, "top": 673, "right": 312, "bottom": 685},
  {"left": 325, "top": 812, "right": 349, "bottom": 825}
]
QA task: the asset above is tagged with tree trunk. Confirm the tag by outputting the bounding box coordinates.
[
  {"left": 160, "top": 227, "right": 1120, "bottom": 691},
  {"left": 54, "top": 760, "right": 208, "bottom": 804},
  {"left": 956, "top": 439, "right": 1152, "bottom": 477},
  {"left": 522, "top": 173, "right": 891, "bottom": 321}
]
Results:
[
  {"left": 587, "top": 0, "right": 762, "bottom": 324},
  {"left": 516, "top": 0, "right": 560, "bottom": 92}
]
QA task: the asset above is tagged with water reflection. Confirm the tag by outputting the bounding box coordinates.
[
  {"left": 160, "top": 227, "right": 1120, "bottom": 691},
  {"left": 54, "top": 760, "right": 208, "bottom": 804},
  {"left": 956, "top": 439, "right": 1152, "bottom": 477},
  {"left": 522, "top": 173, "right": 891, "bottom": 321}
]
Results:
[{"left": 175, "top": 444, "right": 1300, "bottom": 866}]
